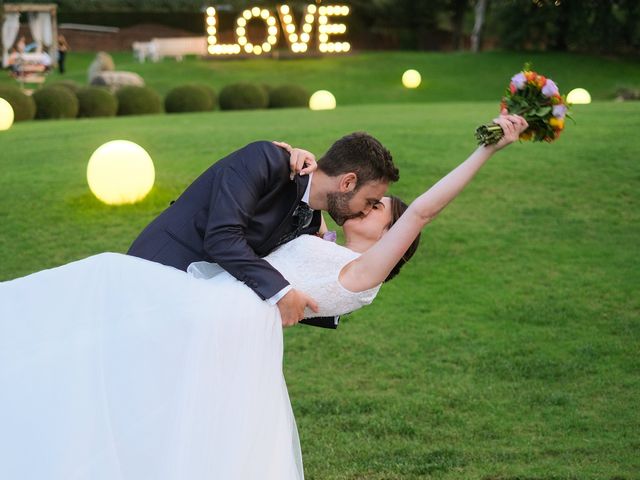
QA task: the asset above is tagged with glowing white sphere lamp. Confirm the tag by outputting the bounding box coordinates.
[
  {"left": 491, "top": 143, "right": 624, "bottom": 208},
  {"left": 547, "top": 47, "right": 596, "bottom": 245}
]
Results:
[
  {"left": 87, "top": 140, "right": 155, "bottom": 205},
  {"left": 309, "top": 90, "right": 336, "bottom": 110},
  {"left": 567, "top": 88, "right": 591, "bottom": 104},
  {"left": 402, "top": 69, "right": 421, "bottom": 89},
  {"left": 0, "top": 98, "right": 15, "bottom": 131}
]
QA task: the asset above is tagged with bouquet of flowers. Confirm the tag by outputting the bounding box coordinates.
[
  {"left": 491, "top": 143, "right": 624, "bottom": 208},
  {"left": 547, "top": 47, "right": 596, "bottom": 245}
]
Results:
[{"left": 475, "top": 64, "right": 571, "bottom": 145}]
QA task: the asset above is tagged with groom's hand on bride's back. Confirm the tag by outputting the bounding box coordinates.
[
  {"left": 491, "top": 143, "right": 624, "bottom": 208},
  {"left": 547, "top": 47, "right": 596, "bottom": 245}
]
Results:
[{"left": 277, "top": 289, "right": 319, "bottom": 327}]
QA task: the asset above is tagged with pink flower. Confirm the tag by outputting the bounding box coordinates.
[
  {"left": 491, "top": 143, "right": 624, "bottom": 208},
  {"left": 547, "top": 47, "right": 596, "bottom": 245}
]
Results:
[
  {"left": 511, "top": 72, "right": 526, "bottom": 90},
  {"left": 552, "top": 104, "right": 567, "bottom": 119},
  {"left": 542, "top": 79, "right": 559, "bottom": 97}
]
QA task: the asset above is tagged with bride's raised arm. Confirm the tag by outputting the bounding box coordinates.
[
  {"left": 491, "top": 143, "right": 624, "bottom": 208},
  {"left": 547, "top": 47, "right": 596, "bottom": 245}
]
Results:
[{"left": 340, "top": 114, "right": 529, "bottom": 293}]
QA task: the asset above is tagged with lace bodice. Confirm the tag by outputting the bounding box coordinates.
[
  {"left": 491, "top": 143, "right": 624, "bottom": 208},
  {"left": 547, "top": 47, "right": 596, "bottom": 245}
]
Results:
[{"left": 187, "top": 235, "right": 381, "bottom": 318}]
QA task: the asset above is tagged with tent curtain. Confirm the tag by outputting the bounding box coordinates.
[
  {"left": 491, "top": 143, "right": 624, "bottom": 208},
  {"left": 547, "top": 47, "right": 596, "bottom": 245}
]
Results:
[
  {"left": 2, "top": 13, "right": 20, "bottom": 67},
  {"left": 28, "top": 12, "right": 53, "bottom": 51},
  {"left": 41, "top": 13, "right": 53, "bottom": 47}
]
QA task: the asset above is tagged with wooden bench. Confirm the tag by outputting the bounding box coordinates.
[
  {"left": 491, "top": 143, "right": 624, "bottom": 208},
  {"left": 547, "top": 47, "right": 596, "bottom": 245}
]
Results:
[{"left": 133, "top": 37, "right": 207, "bottom": 62}]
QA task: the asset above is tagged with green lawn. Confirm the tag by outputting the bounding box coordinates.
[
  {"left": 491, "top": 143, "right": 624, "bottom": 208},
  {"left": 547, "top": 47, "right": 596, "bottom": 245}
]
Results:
[
  {"left": 1, "top": 52, "right": 639, "bottom": 478},
  {"left": 3, "top": 50, "right": 639, "bottom": 104}
]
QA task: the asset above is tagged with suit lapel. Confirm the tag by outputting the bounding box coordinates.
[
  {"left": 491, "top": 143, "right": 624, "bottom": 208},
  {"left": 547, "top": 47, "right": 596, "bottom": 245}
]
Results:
[{"left": 260, "top": 174, "right": 310, "bottom": 250}]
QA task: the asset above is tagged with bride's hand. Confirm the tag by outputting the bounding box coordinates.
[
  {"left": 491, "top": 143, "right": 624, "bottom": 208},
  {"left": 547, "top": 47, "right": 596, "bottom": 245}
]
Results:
[
  {"left": 272, "top": 141, "right": 318, "bottom": 180},
  {"left": 489, "top": 114, "right": 529, "bottom": 152}
]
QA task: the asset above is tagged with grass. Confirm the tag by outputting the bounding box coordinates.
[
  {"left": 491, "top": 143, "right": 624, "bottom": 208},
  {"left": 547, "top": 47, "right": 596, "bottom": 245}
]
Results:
[{"left": 1, "top": 51, "right": 639, "bottom": 478}]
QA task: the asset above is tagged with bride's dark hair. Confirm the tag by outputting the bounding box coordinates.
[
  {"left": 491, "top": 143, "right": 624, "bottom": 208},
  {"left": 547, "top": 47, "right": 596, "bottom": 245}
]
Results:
[{"left": 384, "top": 195, "right": 421, "bottom": 282}]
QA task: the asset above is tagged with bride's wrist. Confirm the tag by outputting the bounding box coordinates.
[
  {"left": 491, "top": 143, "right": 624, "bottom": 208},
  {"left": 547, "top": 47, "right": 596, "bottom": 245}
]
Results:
[{"left": 478, "top": 143, "right": 498, "bottom": 156}]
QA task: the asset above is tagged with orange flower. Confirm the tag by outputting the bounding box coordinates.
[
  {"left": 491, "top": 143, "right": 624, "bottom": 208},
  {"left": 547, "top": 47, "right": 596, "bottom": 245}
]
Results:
[
  {"left": 525, "top": 71, "right": 536, "bottom": 83},
  {"left": 549, "top": 117, "right": 564, "bottom": 130},
  {"left": 537, "top": 75, "right": 547, "bottom": 88},
  {"left": 551, "top": 94, "right": 563, "bottom": 105},
  {"left": 520, "top": 131, "right": 534, "bottom": 141}
]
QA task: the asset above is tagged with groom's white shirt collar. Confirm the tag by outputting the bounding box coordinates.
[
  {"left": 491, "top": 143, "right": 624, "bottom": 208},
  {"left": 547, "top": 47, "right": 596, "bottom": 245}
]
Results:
[{"left": 301, "top": 172, "right": 313, "bottom": 206}]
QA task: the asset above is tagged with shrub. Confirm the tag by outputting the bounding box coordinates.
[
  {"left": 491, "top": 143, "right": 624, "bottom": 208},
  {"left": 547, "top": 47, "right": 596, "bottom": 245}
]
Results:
[
  {"left": 165, "top": 84, "right": 216, "bottom": 113},
  {"left": 261, "top": 84, "right": 274, "bottom": 97},
  {"left": 116, "top": 86, "right": 162, "bottom": 116},
  {"left": 33, "top": 86, "right": 79, "bottom": 120},
  {"left": 47, "top": 79, "right": 82, "bottom": 95},
  {"left": 196, "top": 84, "right": 217, "bottom": 109},
  {"left": 614, "top": 86, "right": 640, "bottom": 101},
  {"left": 219, "top": 83, "right": 268, "bottom": 110},
  {"left": 268, "top": 84, "right": 310, "bottom": 109},
  {"left": 77, "top": 87, "right": 118, "bottom": 118},
  {"left": 0, "top": 85, "right": 36, "bottom": 121}
]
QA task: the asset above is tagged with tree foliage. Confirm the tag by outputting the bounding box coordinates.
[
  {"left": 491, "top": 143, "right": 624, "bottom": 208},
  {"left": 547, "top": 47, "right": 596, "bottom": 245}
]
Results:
[{"left": 490, "top": 0, "right": 640, "bottom": 54}]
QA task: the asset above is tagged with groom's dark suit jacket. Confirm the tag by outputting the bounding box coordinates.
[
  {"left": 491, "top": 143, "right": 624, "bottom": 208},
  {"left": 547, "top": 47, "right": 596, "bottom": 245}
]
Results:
[{"left": 128, "top": 141, "right": 338, "bottom": 328}]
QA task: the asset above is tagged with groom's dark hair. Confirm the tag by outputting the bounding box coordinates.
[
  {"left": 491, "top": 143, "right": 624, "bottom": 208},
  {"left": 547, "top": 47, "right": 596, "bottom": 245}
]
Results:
[{"left": 318, "top": 132, "right": 399, "bottom": 187}]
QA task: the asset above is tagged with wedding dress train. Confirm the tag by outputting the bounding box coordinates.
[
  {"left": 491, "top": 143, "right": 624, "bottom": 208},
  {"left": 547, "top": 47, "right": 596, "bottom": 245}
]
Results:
[{"left": 0, "top": 235, "right": 380, "bottom": 480}]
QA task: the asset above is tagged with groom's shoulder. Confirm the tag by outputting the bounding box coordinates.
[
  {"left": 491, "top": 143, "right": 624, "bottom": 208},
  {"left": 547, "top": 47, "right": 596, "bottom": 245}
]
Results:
[
  {"left": 237, "top": 140, "right": 286, "bottom": 160},
  {"left": 220, "top": 140, "right": 289, "bottom": 174}
]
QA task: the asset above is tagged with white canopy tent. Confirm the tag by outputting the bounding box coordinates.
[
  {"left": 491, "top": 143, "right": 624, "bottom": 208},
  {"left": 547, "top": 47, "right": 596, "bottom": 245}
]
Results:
[{"left": 2, "top": 3, "right": 58, "bottom": 67}]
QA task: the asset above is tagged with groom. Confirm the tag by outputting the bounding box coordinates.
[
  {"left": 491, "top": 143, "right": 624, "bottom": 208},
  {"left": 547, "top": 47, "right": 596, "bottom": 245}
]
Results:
[{"left": 128, "top": 133, "right": 399, "bottom": 328}]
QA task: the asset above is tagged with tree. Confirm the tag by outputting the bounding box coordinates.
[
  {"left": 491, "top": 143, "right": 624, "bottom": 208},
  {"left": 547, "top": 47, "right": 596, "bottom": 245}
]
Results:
[
  {"left": 470, "top": 0, "right": 488, "bottom": 53},
  {"left": 447, "top": 0, "right": 472, "bottom": 51}
]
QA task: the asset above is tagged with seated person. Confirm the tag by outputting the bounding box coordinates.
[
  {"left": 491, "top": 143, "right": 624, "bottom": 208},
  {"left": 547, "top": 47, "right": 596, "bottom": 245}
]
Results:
[{"left": 6, "top": 48, "right": 20, "bottom": 74}]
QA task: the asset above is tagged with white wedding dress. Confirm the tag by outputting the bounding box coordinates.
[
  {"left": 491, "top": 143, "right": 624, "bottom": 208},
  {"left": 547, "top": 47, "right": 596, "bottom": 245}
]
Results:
[{"left": 0, "top": 234, "right": 380, "bottom": 480}]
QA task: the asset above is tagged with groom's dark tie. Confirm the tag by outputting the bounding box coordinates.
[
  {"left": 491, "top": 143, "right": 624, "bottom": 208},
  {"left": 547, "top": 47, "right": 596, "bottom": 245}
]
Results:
[{"left": 276, "top": 201, "right": 314, "bottom": 247}]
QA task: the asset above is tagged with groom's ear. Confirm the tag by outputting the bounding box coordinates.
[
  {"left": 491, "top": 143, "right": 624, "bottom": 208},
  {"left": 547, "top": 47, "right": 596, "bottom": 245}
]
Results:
[{"left": 339, "top": 172, "right": 358, "bottom": 193}]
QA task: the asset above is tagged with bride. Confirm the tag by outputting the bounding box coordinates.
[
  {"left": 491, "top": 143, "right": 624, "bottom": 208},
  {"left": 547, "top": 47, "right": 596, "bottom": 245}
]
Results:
[{"left": 0, "top": 115, "right": 527, "bottom": 479}]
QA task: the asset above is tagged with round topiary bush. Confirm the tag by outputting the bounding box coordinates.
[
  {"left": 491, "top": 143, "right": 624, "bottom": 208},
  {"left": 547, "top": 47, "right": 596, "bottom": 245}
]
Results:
[
  {"left": 219, "top": 83, "right": 269, "bottom": 110},
  {"left": 47, "top": 79, "right": 82, "bottom": 95},
  {"left": 261, "top": 84, "right": 274, "bottom": 97},
  {"left": 197, "top": 84, "right": 217, "bottom": 109},
  {"left": 0, "top": 85, "right": 36, "bottom": 121},
  {"left": 268, "top": 84, "right": 311, "bottom": 109},
  {"left": 165, "top": 84, "right": 216, "bottom": 113},
  {"left": 33, "top": 86, "right": 79, "bottom": 120},
  {"left": 116, "top": 86, "right": 162, "bottom": 116},
  {"left": 77, "top": 87, "right": 118, "bottom": 118}
]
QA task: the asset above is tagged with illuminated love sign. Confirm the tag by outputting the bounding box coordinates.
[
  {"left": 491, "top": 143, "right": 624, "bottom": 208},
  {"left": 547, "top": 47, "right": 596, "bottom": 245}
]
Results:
[{"left": 205, "top": 4, "right": 351, "bottom": 56}]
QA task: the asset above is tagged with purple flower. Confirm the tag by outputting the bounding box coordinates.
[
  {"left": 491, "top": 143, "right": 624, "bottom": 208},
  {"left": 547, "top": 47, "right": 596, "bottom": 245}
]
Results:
[
  {"left": 542, "top": 79, "right": 559, "bottom": 97},
  {"left": 322, "top": 231, "right": 337, "bottom": 243},
  {"left": 552, "top": 104, "right": 567, "bottom": 119},
  {"left": 511, "top": 72, "right": 526, "bottom": 90}
]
